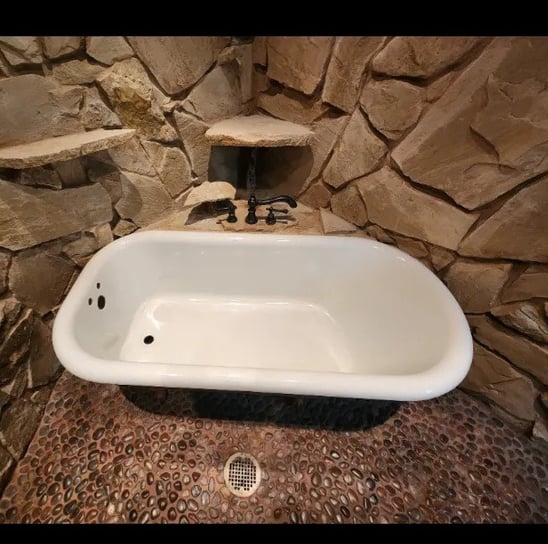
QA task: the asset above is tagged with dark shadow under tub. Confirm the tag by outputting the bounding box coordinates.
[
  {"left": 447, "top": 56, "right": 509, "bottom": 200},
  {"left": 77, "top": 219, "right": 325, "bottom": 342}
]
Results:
[{"left": 121, "top": 386, "right": 401, "bottom": 431}]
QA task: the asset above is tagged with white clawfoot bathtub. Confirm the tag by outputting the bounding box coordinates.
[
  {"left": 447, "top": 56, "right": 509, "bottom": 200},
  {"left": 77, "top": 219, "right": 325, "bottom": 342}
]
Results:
[{"left": 52, "top": 230, "right": 473, "bottom": 401}]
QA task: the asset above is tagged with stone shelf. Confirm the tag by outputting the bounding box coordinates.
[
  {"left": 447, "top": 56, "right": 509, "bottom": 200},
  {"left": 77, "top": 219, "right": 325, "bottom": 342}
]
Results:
[
  {"left": 205, "top": 114, "right": 313, "bottom": 147},
  {"left": 0, "top": 128, "right": 136, "bottom": 169}
]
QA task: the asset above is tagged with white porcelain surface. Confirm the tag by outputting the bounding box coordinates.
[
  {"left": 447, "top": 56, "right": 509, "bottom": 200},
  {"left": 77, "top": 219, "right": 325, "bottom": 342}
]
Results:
[{"left": 52, "top": 230, "right": 473, "bottom": 401}]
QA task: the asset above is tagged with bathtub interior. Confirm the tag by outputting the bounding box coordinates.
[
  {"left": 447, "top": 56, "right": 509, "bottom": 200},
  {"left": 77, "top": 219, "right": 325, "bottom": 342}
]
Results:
[{"left": 72, "top": 233, "right": 459, "bottom": 377}]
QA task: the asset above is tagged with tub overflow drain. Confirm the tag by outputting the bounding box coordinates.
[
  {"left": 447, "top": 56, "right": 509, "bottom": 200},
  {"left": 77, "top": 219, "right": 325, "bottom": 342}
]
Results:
[{"left": 224, "top": 453, "right": 261, "bottom": 497}]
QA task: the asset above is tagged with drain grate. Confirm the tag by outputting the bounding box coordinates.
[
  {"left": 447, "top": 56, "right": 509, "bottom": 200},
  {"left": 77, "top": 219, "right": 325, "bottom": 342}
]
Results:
[{"left": 223, "top": 453, "right": 261, "bottom": 497}]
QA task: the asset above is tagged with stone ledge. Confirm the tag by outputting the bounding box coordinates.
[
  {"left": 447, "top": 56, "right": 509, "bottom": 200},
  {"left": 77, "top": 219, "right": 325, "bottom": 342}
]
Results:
[
  {"left": 0, "top": 128, "right": 136, "bottom": 169},
  {"left": 205, "top": 115, "right": 313, "bottom": 147}
]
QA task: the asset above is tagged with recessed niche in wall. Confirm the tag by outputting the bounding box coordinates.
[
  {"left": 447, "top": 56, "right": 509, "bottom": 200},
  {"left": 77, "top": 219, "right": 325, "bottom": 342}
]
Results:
[
  {"left": 207, "top": 146, "right": 250, "bottom": 198},
  {"left": 256, "top": 146, "right": 313, "bottom": 197}
]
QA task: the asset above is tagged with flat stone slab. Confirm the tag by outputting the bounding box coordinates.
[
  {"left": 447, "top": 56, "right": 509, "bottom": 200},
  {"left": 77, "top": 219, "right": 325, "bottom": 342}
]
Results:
[
  {"left": 205, "top": 115, "right": 313, "bottom": 147},
  {"left": 0, "top": 128, "right": 135, "bottom": 169},
  {"left": 183, "top": 181, "right": 236, "bottom": 207}
]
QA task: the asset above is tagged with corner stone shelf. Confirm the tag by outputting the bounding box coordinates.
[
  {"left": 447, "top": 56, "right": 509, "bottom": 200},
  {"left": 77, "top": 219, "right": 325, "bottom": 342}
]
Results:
[
  {"left": 205, "top": 114, "right": 313, "bottom": 147},
  {"left": 0, "top": 128, "right": 136, "bottom": 169}
]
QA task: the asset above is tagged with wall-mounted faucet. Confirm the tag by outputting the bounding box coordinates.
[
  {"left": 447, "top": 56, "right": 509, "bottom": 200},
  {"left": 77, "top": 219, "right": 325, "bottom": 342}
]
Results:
[{"left": 245, "top": 194, "right": 297, "bottom": 225}]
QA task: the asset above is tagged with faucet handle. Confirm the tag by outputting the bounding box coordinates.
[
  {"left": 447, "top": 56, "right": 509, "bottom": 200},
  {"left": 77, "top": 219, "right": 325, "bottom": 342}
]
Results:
[{"left": 266, "top": 207, "right": 289, "bottom": 225}]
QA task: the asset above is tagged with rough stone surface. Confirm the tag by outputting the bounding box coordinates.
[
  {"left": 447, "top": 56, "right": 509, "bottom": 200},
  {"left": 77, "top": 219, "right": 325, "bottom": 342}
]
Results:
[
  {"left": 0, "top": 75, "right": 83, "bottom": 147},
  {"left": 541, "top": 392, "right": 548, "bottom": 412},
  {"left": 42, "top": 37, "right": 81, "bottom": 60},
  {"left": 429, "top": 246, "right": 455, "bottom": 271},
  {"left": 218, "top": 44, "right": 253, "bottom": 103},
  {"left": 0, "top": 128, "right": 136, "bottom": 169},
  {"left": 0, "top": 398, "right": 42, "bottom": 460},
  {"left": 115, "top": 172, "right": 173, "bottom": 227},
  {"left": 184, "top": 181, "right": 236, "bottom": 207},
  {"left": 62, "top": 235, "right": 100, "bottom": 267},
  {"left": 1, "top": 372, "right": 547, "bottom": 523},
  {"left": 9, "top": 250, "right": 74, "bottom": 315},
  {"left": 266, "top": 37, "right": 334, "bottom": 95},
  {"left": 461, "top": 343, "right": 537, "bottom": 422},
  {"left": 0, "top": 180, "right": 112, "bottom": 251},
  {"left": 142, "top": 141, "right": 193, "bottom": 198},
  {"left": 127, "top": 37, "right": 228, "bottom": 95},
  {"left": 0, "top": 363, "right": 27, "bottom": 400},
  {"left": 0, "top": 57, "right": 9, "bottom": 78},
  {"left": 323, "top": 109, "right": 386, "bottom": 190},
  {"left": 62, "top": 225, "right": 111, "bottom": 266},
  {"left": 18, "top": 166, "right": 62, "bottom": 189},
  {"left": 426, "top": 72, "right": 458, "bottom": 103},
  {"left": 330, "top": 184, "right": 367, "bottom": 227},
  {"left": 86, "top": 160, "right": 122, "bottom": 204},
  {"left": 0, "top": 37, "right": 42, "bottom": 66},
  {"left": 252, "top": 36, "right": 267, "bottom": 66},
  {"left": 357, "top": 167, "right": 479, "bottom": 250},
  {"left": 106, "top": 137, "right": 156, "bottom": 177},
  {"left": 0, "top": 445, "right": 13, "bottom": 493},
  {"left": 468, "top": 315, "right": 548, "bottom": 384},
  {"left": 372, "top": 37, "right": 482, "bottom": 79},
  {"left": 361, "top": 79, "right": 425, "bottom": 140},
  {"left": 320, "top": 208, "right": 356, "bottom": 234},
  {"left": 145, "top": 207, "right": 224, "bottom": 233},
  {"left": 27, "top": 320, "right": 60, "bottom": 388},
  {"left": 532, "top": 418, "right": 548, "bottom": 445},
  {"left": 253, "top": 71, "right": 269, "bottom": 96},
  {"left": 392, "top": 38, "right": 548, "bottom": 210},
  {"left": 86, "top": 37, "right": 133, "bottom": 66},
  {"left": 323, "top": 37, "right": 385, "bottom": 113},
  {"left": 459, "top": 177, "right": 548, "bottom": 262},
  {"left": 89, "top": 223, "right": 113, "bottom": 248},
  {"left": 0, "top": 253, "right": 8, "bottom": 295},
  {"left": 52, "top": 59, "right": 103, "bottom": 84},
  {"left": 182, "top": 64, "right": 242, "bottom": 123},
  {"left": 205, "top": 115, "right": 313, "bottom": 147},
  {"left": 173, "top": 112, "right": 210, "bottom": 182},
  {"left": 113, "top": 220, "right": 137, "bottom": 237},
  {"left": 54, "top": 158, "right": 87, "bottom": 188},
  {"left": 0, "top": 298, "right": 23, "bottom": 339},
  {"left": 81, "top": 87, "right": 121, "bottom": 130},
  {"left": 491, "top": 302, "right": 548, "bottom": 344},
  {"left": 96, "top": 58, "right": 177, "bottom": 142},
  {"left": 299, "top": 181, "right": 332, "bottom": 209},
  {"left": 444, "top": 260, "right": 512, "bottom": 313},
  {"left": 0, "top": 307, "right": 32, "bottom": 377},
  {"left": 501, "top": 265, "right": 548, "bottom": 302},
  {"left": 257, "top": 92, "right": 328, "bottom": 124},
  {"left": 365, "top": 225, "right": 395, "bottom": 244},
  {"left": 392, "top": 236, "right": 429, "bottom": 260}
]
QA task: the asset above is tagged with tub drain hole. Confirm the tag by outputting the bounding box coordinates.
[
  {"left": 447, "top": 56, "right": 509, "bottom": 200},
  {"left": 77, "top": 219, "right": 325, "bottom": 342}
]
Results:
[
  {"left": 224, "top": 453, "right": 261, "bottom": 497},
  {"left": 144, "top": 335, "right": 154, "bottom": 344}
]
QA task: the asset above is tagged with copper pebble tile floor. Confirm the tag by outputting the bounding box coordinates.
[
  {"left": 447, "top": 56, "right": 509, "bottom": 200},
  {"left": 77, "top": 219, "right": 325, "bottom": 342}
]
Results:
[{"left": 0, "top": 370, "right": 546, "bottom": 524}]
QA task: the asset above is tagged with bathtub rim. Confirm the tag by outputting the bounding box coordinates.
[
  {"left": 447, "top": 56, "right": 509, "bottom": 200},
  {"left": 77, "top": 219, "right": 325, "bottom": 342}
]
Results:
[{"left": 52, "top": 229, "right": 473, "bottom": 402}]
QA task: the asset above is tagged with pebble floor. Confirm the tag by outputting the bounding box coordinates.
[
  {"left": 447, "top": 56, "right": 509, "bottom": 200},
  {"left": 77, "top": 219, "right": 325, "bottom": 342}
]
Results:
[{"left": 0, "top": 371, "right": 546, "bottom": 524}]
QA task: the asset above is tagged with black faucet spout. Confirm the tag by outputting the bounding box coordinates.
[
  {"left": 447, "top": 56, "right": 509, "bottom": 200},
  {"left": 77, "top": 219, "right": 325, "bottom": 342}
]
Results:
[{"left": 254, "top": 195, "right": 298, "bottom": 208}]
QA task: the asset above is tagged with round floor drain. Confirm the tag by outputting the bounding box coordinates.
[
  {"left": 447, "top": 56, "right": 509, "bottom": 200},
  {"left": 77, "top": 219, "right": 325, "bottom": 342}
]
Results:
[{"left": 223, "top": 453, "right": 261, "bottom": 497}]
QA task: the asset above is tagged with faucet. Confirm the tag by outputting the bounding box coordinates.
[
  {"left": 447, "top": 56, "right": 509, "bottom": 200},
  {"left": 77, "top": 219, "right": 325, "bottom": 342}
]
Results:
[{"left": 245, "top": 194, "right": 297, "bottom": 225}]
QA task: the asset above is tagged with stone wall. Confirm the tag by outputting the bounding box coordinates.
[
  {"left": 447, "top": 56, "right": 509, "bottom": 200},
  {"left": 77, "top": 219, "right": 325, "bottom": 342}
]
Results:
[
  {"left": 253, "top": 37, "right": 548, "bottom": 443},
  {"left": 0, "top": 36, "right": 252, "bottom": 493}
]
